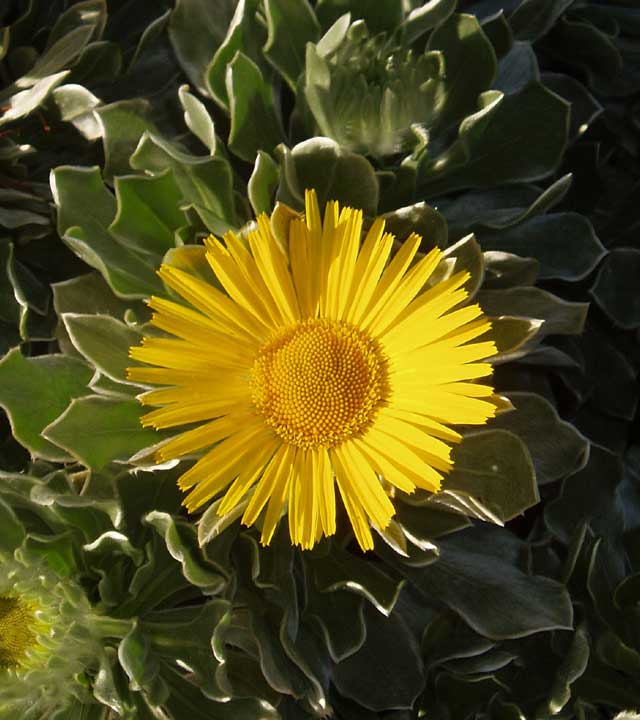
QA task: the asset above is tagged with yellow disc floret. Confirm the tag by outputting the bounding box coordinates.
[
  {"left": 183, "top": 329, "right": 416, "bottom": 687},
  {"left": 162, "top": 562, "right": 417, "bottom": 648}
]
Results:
[
  {"left": 251, "top": 318, "right": 389, "bottom": 449},
  {"left": 0, "top": 594, "right": 40, "bottom": 670}
]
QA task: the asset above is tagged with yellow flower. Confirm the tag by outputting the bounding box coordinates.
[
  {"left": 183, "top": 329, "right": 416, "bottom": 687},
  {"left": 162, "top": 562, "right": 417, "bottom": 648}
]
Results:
[{"left": 128, "top": 190, "right": 498, "bottom": 551}]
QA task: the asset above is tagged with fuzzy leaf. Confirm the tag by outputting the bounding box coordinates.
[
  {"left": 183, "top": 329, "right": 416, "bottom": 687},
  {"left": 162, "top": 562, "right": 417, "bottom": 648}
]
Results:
[
  {"left": 52, "top": 166, "right": 162, "bottom": 298},
  {"left": 447, "top": 429, "right": 538, "bottom": 521},
  {"left": 169, "top": 0, "right": 237, "bottom": 95},
  {"left": 490, "top": 392, "right": 589, "bottom": 485},
  {"left": 590, "top": 248, "right": 640, "bottom": 329},
  {"left": 248, "top": 151, "right": 279, "bottom": 215},
  {"left": 277, "top": 137, "right": 379, "bottom": 215},
  {"left": 63, "top": 314, "right": 141, "bottom": 383},
  {"left": 422, "top": 82, "right": 569, "bottom": 195},
  {"left": 263, "top": 0, "right": 320, "bottom": 87},
  {"left": 402, "top": 526, "right": 573, "bottom": 639},
  {"left": 226, "top": 51, "right": 284, "bottom": 162},
  {"left": 0, "top": 349, "right": 92, "bottom": 461},
  {"left": 43, "top": 396, "right": 158, "bottom": 470},
  {"left": 110, "top": 171, "right": 186, "bottom": 257},
  {"left": 333, "top": 605, "right": 424, "bottom": 711},
  {"left": 428, "top": 13, "right": 497, "bottom": 131},
  {"left": 478, "top": 287, "right": 588, "bottom": 336}
]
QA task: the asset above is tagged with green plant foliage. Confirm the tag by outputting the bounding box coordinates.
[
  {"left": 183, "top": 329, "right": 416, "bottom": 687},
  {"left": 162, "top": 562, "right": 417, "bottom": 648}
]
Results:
[{"left": 0, "top": 0, "right": 639, "bottom": 717}]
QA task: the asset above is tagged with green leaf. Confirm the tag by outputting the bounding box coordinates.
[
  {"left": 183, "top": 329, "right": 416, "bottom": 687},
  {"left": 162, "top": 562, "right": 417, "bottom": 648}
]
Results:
[
  {"left": 52, "top": 166, "right": 162, "bottom": 298},
  {"left": 0, "top": 70, "right": 70, "bottom": 126},
  {"left": 248, "top": 151, "right": 279, "bottom": 215},
  {"left": 401, "top": 525, "right": 573, "bottom": 639},
  {"left": 306, "top": 589, "right": 365, "bottom": 663},
  {"left": 310, "top": 545, "right": 403, "bottom": 615},
  {"left": 52, "top": 83, "right": 102, "bottom": 140},
  {"left": 169, "top": 0, "right": 237, "bottom": 95},
  {"left": 130, "top": 133, "right": 236, "bottom": 228},
  {"left": 263, "top": 0, "right": 319, "bottom": 88},
  {"left": 402, "top": 0, "right": 457, "bottom": 44},
  {"left": 178, "top": 84, "right": 216, "bottom": 153},
  {"left": 483, "top": 251, "right": 539, "bottom": 288},
  {"left": 421, "top": 82, "right": 569, "bottom": 196},
  {"left": 0, "top": 348, "right": 92, "bottom": 461},
  {"left": 490, "top": 392, "right": 589, "bottom": 486},
  {"left": 547, "top": 627, "right": 590, "bottom": 714},
  {"left": 481, "top": 10, "right": 513, "bottom": 60},
  {"left": 490, "top": 316, "right": 543, "bottom": 360},
  {"left": 226, "top": 51, "right": 284, "bottom": 162},
  {"left": 447, "top": 429, "right": 538, "bottom": 521},
  {"left": 277, "top": 137, "right": 379, "bottom": 216},
  {"left": 509, "top": 0, "right": 573, "bottom": 42},
  {"left": 43, "top": 396, "right": 158, "bottom": 470},
  {"left": 381, "top": 202, "right": 448, "bottom": 250},
  {"left": 145, "top": 511, "right": 227, "bottom": 594},
  {"left": 315, "top": 0, "right": 403, "bottom": 34},
  {"left": 110, "top": 171, "right": 186, "bottom": 257},
  {"left": 0, "top": 497, "right": 25, "bottom": 553},
  {"left": 94, "top": 99, "right": 157, "bottom": 181},
  {"left": 590, "top": 249, "right": 640, "bottom": 329},
  {"left": 545, "top": 446, "right": 622, "bottom": 544},
  {"left": 333, "top": 605, "right": 424, "bottom": 711},
  {"left": 53, "top": 273, "right": 146, "bottom": 320},
  {"left": 428, "top": 13, "right": 497, "bottom": 131},
  {"left": 478, "top": 287, "right": 588, "bottom": 336},
  {"left": 478, "top": 213, "right": 606, "bottom": 281},
  {"left": 118, "top": 621, "right": 168, "bottom": 705},
  {"left": 206, "top": 0, "right": 264, "bottom": 109},
  {"left": 62, "top": 314, "right": 141, "bottom": 384}
]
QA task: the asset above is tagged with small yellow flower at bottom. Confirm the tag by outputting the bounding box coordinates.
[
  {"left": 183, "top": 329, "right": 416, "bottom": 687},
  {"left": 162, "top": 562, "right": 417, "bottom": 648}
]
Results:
[{"left": 128, "top": 190, "right": 498, "bottom": 551}]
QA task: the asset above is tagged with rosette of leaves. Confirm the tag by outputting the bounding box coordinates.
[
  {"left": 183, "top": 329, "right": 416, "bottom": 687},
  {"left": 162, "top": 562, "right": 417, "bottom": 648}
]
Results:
[
  {"left": 1, "top": 166, "right": 593, "bottom": 714},
  {"left": 0, "top": 0, "right": 182, "bottom": 348},
  {"left": 0, "top": 461, "right": 280, "bottom": 719}
]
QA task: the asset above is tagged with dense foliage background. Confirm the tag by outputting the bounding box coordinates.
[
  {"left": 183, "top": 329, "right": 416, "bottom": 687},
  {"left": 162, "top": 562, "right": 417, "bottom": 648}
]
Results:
[{"left": 0, "top": 0, "right": 639, "bottom": 718}]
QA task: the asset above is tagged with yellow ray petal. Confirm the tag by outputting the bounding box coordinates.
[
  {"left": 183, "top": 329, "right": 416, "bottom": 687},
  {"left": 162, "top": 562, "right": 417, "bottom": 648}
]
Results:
[
  {"left": 242, "top": 443, "right": 289, "bottom": 526},
  {"left": 289, "top": 218, "right": 314, "bottom": 318},
  {"left": 359, "top": 233, "right": 424, "bottom": 330},
  {"left": 204, "top": 234, "right": 280, "bottom": 327},
  {"left": 181, "top": 422, "right": 272, "bottom": 502},
  {"left": 289, "top": 448, "right": 319, "bottom": 548},
  {"left": 363, "top": 425, "right": 443, "bottom": 491},
  {"left": 313, "top": 447, "right": 336, "bottom": 536},
  {"left": 390, "top": 388, "right": 497, "bottom": 425},
  {"left": 260, "top": 446, "right": 295, "bottom": 546},
  {"left": 326, "top": 208, "right": 362, "bottom": 321},
  {"left": 359, "top": 434, "right": 442, "bottom": 493},
  {"left": 352, "top": 438, "right": 415, "bottom": 493},
  {"left": 380, "top": 407, "right": 462, "bottom": 443},
  {"left": 216, "top": 435, "right": 280, "bottom": 515},
  {"left": 368, "top": 246, "right": 443, "bottom": 336},
  {"left": 155, "top": 411, "right": 254, "bottom": 462},
  {"left": 318, "top": 200, "right": 341, "bottom": 316},
  {"left": 130, "top": 337, "right": 251, "bottom": 372},
  {"left": 158, "top": 265, "right": 269, "bottom": 340},
  {"left": 374, "top": 411, "right": 452, "bottom": 472},
  {"left": 248, "top": 214, "right": 301, "bottom": 324},
  {"left": 345, "top": 223, "right": 394, "bottom": 324},
  {"left": 141, "top": 396, "right": 250, "bottom": 430},
  {"left": 221, "top": 230, "right": 285, "bottom": 326},
  {"left": 392, "top": 361, "right": 494, "bottom": 388},
  {"left": 332, "top": 443, "right": 395, "bottom": 530},
  {"left": 332, "top": 461, "right": 374, "bottom": 552},
  {"left": 381, "top": 272, "right": 471, "bottom": 351}
]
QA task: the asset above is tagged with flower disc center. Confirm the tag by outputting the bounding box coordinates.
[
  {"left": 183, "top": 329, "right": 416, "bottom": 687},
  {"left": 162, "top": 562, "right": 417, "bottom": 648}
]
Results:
[
  {"left": 251, "top": 318, "right": 389, "bottom": 449},
  {"left": 0, "top": 595, "right": 38, "bottom": 670}
]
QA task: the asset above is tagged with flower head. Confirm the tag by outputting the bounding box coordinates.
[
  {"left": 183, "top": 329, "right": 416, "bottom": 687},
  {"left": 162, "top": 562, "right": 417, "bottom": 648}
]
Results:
[
  {"left": 304, "top": 21, "right": 445, "bottom": 156},
  {"left": 0, "top": 558, "right": 97, "bottom": 716},
  {"left": 128, "top": 190, "right": 498, "bottom": 551}
]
